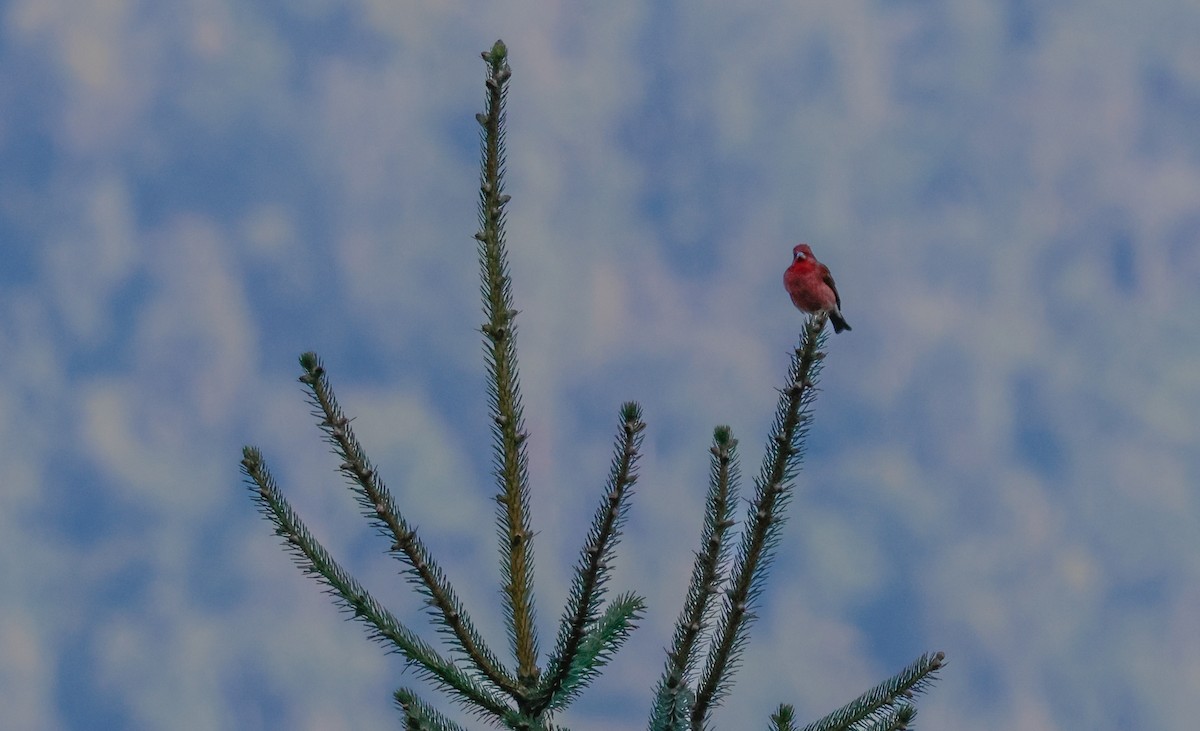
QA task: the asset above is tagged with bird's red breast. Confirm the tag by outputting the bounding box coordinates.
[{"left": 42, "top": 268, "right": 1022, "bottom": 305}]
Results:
[{"left": 784, "top": 244, "right": 840, "bottom": 313}]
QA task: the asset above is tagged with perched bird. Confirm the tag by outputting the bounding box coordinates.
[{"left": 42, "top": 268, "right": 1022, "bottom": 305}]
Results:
[{"left": 783, "top": 243, "right": 851, "bottom": 333}]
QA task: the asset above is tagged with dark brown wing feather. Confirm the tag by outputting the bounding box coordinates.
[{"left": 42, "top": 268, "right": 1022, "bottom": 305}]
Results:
[{"left": 821, "top": 266, "right": 842, "bottom": 309}]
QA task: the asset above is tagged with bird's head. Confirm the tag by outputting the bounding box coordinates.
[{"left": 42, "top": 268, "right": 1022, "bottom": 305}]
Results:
[{"left": 792, "top": 243, "right": 814, "bottom": 262}]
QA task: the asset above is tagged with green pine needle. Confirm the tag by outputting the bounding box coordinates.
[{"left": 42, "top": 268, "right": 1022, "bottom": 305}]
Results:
[
  {"left": 395, "top": 688, "right": 471, "bottom": 731},
  {"left": 769, "top": 704, "right": 798, "bottom": 731}
]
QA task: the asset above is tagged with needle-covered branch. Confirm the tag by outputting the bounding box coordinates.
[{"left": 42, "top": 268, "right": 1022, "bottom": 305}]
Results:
[
  {"left": 394, "top": 688, "right": 471, "bottom": 731},
  {"left": 541, "top": 591, "right": 646, "bottom": 713},
  {"left": 534, "top": 403, "right": 647, "bottom": 714},
  {"left": 692, "top": 314, "right": 829, "bottom": 729},
  {"left": 768, "top": 705, "right": 798, "bottom": 731},
  {"left": 854, "top": 706, "right": 917, "bottom": 731},
  {"left": 800, "top": 652, "right": 944, "bottom": 731},
  {"left": 296, "top": 352, "right": 519, "bottom": 699},
  {"left": 240, "top": 447, "right": 513, "bottom": 723},
  {"left": 474, "top": 39, "right": 541, "bottom": 688},
  {"left": 649, "top": 426, "right": 741, "bottom": 731}
]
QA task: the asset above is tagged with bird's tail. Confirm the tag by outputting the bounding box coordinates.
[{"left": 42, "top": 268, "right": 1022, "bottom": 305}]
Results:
[{"left": 829, "top": 310, "right": 851, "bottom": 333}]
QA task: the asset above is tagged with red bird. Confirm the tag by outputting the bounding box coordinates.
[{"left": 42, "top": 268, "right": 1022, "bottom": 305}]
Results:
[{"left": 784, "top": 243, "right": 851, "bottom": 333}]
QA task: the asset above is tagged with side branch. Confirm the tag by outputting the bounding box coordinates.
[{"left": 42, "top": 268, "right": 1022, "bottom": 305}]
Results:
[
  {"left": 649, "top": 426, "right": 741, "bottom": 731},
  {"left": 800, "top": 651, "right": 945, "bottom": 731},
  {"left": 296, "top": 352, "right": 519, "bottom": 699},
  {"left": 240, "top": 447, "right": 514, "bottom": 723},
  {"left": 769, "top": 705, "right": 798, "bottom": 731},
  {"left": 394, "top": 688, "right": 470, "bottom": 731},
  {"left": 534, "top": 403, "right": 646, "bottom": 714},
  {"left": 692, "top": 314, "right": 828, "bottom": 729},
  {"left": 543, "top": 591, "right": 646, "bottom": 713}
]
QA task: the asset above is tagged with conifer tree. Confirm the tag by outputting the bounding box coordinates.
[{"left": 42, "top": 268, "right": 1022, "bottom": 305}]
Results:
[{"left": 241, "top": 40, "right": 944, "bottom": 731}]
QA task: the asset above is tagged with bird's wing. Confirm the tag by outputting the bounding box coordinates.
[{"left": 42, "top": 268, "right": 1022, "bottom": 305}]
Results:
[{"left": 821, "top": 267, "right": 842, "bottom": 309}]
